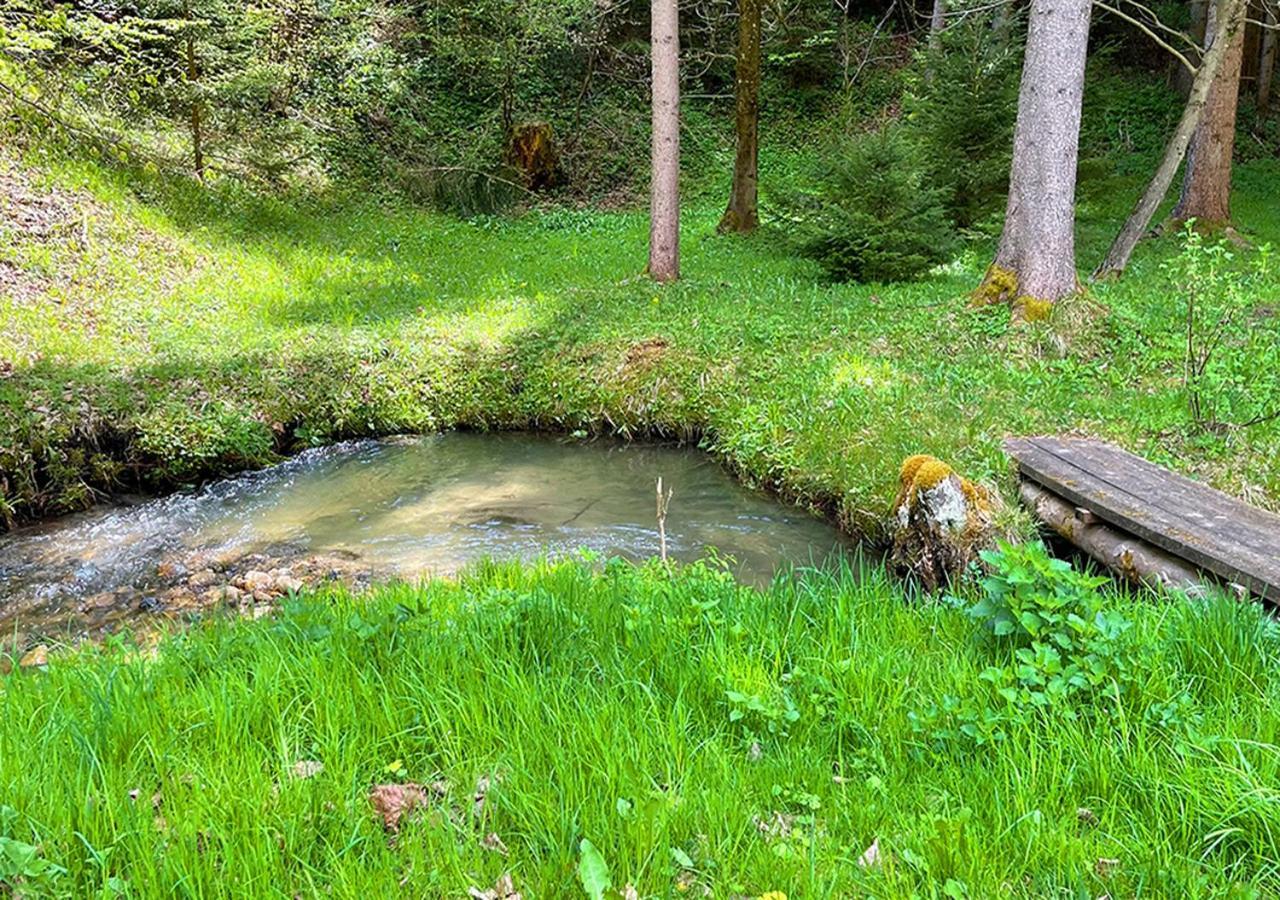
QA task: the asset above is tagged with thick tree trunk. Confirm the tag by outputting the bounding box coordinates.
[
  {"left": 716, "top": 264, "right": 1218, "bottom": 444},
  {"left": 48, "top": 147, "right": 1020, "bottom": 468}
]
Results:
[
  {"left": 974, "top": 0, "right": 1091, "bottom": 316},
  {"left": 1093, "top": 0, "right": 1250, "bottom": 278},
  {"left": 1259, "top": 8, "right": 1276, "bottom": 115},
  {"left": 649, "top": 0, "right": 680, "bottom": 281},
  {"left": 718, "top": 0, "right": 761, "bottom": 234},
  {"left": 1171, "top": 0, "right": 1246, "bottom": 226}
]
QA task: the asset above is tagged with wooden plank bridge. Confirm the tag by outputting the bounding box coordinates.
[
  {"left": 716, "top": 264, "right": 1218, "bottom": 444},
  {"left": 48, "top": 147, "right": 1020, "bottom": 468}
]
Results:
[{"left": 1005, "top": 436, "right": 1280, "bottom": 599}]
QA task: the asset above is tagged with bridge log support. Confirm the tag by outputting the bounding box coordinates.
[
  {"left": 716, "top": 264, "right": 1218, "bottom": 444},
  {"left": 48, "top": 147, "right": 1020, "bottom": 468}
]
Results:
[{"left": 1018, "top": 481, "right": 1212, "bottom": 596}]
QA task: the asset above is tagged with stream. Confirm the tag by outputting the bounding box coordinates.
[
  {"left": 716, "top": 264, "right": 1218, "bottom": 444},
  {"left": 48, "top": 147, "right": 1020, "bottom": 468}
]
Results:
[{"left": 0, "top": 433, "right": 851, "bottom": 643}]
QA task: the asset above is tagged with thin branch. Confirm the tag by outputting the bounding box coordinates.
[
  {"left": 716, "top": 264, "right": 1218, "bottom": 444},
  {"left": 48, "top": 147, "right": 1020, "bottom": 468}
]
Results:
[{"left": 1092, "top": 0, "right": 1198, "bottom": 72}]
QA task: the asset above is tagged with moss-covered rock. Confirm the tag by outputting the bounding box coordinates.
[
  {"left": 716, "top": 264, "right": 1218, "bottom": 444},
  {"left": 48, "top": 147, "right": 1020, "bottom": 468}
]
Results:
[{"left": 889, "top": 453, "right": 994, "bottom": 591}]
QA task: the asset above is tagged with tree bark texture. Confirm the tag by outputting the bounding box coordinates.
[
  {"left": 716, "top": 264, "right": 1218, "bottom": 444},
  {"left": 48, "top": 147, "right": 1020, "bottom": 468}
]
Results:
[
  {"left": 649, "top": 0, "right": 680, "bottom": 281},
  {"left": 718, "top": 0, "right": 761, "bottom": 234},
  {"left": 975, "top": 0, "right": 1092, "bottom": 313},
  {"left": 1093, "top": 0, "right": 1250, "bottom": 278},
  {"left": 1171, "top": 0, "right": 1246, "bottom": 226},
  {"left": 929, "top": 0, "right": 947, "bottom": 46}
]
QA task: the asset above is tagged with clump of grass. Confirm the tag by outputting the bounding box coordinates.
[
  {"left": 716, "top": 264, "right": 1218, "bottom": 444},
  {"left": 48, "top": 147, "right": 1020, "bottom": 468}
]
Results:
[{"left": 2, "top": 557, "right": 1279, "bottom": 896}]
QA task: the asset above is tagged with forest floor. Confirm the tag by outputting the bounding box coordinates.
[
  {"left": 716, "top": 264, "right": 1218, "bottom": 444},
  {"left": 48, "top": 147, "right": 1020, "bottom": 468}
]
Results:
[
  {"left": 3, "top": 148, "right": 1280, "bottom": 897},
  {"left": 2, "top": 149, "right": 1279, "bottom": 534}
]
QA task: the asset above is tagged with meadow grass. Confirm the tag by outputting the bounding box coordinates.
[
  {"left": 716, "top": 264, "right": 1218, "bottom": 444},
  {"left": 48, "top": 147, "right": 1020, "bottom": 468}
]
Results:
[
  {"left": 3, "top": 557, "right": 1280, "bottom": 898},
  {"left": 2, "top": 141, "right": 1279, "bottom": 533}
]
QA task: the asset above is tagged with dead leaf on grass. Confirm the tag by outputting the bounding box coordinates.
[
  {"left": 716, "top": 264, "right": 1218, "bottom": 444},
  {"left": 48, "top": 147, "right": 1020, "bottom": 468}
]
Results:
[
  {"left": 467, "top": 872, "right": 522, "bottom": 899},
  {"left": 291, "top": 760, "right": 324, "bottom": 780},
  {"left": 480, "top": 832, "right": 509, "bottom": 855},
  {"left": 369, "top": 783, "right": 430, "bottom": 832},
  {"left": 858, "top": 837, "right": 881, "bottom": 869}
]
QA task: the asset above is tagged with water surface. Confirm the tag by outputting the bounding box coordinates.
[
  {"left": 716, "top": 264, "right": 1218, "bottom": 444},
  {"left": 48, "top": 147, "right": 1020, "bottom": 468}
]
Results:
[{"left": 0, "top": 433, "right": 849, "bottom": 639}]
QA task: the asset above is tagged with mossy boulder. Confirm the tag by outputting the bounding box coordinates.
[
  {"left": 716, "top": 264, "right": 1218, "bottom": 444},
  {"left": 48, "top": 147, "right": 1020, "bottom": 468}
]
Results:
[{"left": 889, "top": 454, "right": 995, "bottom": 591}]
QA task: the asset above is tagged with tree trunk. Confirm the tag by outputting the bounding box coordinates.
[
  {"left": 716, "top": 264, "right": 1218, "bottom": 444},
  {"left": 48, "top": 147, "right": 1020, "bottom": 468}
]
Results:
[
  {"left": 1170, "top": 0, "right": 1246, "bottom": 226},
  {"left": 1259, "top": 7, "right": 1276, "bottom": 116},
  {"left": 929, "top": 0, "right": 947, "bottom": 47},
  {"left": 649, "top": 0, "right": 680, "bottom": 281},
  {"left": 184, "top": 0, "right": 204, "bottom": 181},
  {"left": 1093, "top": 0, "right": 1250, "bottom": 279},
  {"left": 718, "top": 0, "right": 761, "bottom": 234},
  {"left": 973, "top": 0, "right": 1091, "bottom": 316}
]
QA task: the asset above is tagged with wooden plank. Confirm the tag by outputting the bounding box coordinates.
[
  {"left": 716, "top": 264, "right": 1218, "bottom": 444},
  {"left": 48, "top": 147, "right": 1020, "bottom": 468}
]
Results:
[
  {"left": 1024, "top": 437, "right": 1278, "bottom": 561},
  {"left": 1008, "top": 437, "right": 1280, "bottom": 592},
  {"left": 1014, "top": 438, "right": 1278, "bottom": 568},
  {"left": 1005, "top": 437, "right": 1280, "bottom": 598}
]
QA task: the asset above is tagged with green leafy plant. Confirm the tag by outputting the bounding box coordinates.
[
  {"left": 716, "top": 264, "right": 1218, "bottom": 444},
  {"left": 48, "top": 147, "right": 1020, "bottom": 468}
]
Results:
[
  {"left": 777, "top": 127, "right": 956, "bottom": 282},
  {"left": 577, "top": 838, "right": 611, "bottom": 900},
  {"left": 968, "top": 541, "right": 1133, "bottom": 712},
  {"left": 1163, "top": 224, "right": 1280, "bottom": 433},
  {"left": 0, "top": 805, "right": 66, "bottom": 893},
  {"left": 724, "top": 685, "right": 800, "bottom": 739}
]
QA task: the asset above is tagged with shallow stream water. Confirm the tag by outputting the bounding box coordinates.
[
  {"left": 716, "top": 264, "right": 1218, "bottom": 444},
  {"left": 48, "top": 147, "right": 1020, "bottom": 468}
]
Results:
[{"left": 0, "top": 433, "right": 850, "bottom": 641}]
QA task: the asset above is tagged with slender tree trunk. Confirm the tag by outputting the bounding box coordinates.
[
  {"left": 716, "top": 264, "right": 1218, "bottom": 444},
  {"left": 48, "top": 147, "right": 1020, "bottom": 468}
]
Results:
[
  {"left": 184, "top": 0, "right": 204, "bottom": 181},
  {"left": 718, "top": 0, "right": 760, "bottom": 234},
  {"left": 1171, "top": 0, "right": 1245, "bottom": 225},
  {"left": 973, "top": 0, "right": 1091, "bottom": 316},
  {"left": 1259, "top": 7, "right": 1276, "bottom": 115},
  {"left": 649, "top": 0, "right": 680, "bottom": 281},
  {"left": 929, "top": 0, "right": 947, "bottom": 45},
  {"left": 1093, "top": 0, "right": 1250, "bottom": 278}
]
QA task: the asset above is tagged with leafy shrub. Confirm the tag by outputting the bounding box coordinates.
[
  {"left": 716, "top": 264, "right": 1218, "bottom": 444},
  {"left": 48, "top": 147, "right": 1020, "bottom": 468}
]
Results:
[
  {"left": 134, "top": 402, "right": 276, "bottom": 483},
  {"left": 968, "top": 541, "right": 1133, "bottom": 712},
  {"left": 778, "top": 127, "right": 956, "bottom": 282},
  {"left": 1162, "top": 225, "right": 1279, "bottom": 432},
  {"left": 905, "top": 21, "right": 1020, "bottom": 227},
  {"left": 911, "top": 543, "right": 1137, "bottom": 753}
]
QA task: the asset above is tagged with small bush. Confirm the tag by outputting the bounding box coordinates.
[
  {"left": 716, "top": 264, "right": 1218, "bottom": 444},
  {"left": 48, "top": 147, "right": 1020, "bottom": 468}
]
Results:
[
  {"left": 968, "top": 541, "right": 1134, "bottom": 711},
  {"left": 778, "top": 127, "right": 956, "bottom": 282}
]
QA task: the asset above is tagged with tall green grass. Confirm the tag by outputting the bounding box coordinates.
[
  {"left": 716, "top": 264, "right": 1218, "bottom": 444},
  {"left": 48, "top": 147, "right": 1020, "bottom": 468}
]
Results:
[{"left": 3, "top": 558, "right": 1279, "bottom": 897}]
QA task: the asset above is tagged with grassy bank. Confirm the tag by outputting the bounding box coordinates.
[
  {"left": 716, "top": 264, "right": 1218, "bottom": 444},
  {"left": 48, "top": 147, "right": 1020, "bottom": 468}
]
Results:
[
  {"left": 3, "top": 557, "right": 1279, "bottom": 897},
  {"left": 3, "top": 143, "right": 1280, "bottom": 535}
]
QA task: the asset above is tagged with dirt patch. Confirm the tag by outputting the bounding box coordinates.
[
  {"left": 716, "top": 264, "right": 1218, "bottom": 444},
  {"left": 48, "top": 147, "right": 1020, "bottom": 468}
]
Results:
[
  {"left": 620, "top": 337, "right": 670, "bottom": 374},
  {"left": 0, "top": 157, "right": 99, "bottom": 309},
  {"left": 0, "top": 162, "right": 88, "bottom": 240}
]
